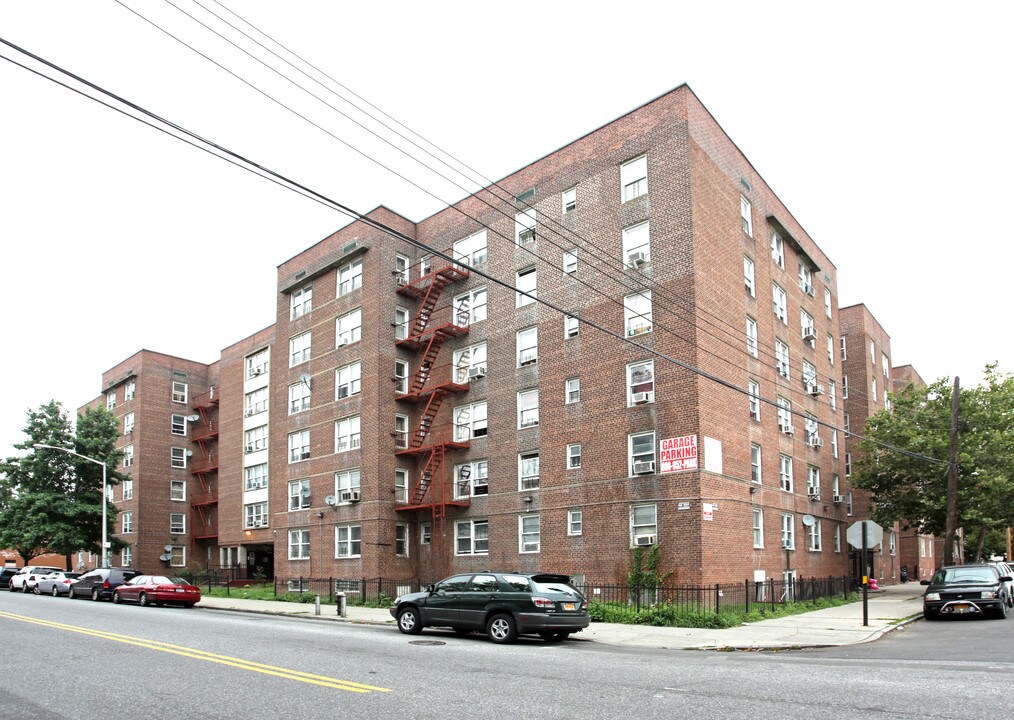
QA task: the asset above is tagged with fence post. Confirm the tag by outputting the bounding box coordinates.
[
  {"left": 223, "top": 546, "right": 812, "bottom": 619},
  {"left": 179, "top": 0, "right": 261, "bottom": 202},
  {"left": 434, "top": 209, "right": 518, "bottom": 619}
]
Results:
[
  {"left": 714, "top": 584, "right": 721, "bottom": 614},
  {"left": 745, "top": 579, "right": 750, "bottom": 613},
  {"left": 770, "top": 578, "right": 775, "bottom": 611}
]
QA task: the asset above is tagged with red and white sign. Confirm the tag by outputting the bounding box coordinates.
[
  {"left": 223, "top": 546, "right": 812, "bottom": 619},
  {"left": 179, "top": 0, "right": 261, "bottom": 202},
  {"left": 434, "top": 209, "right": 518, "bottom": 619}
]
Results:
[
  {"left": 659, "top": 435, "right": 698, "bottom": 473},
  {"left": 702, "top": 503, "right": 714, "bottom": 522}
]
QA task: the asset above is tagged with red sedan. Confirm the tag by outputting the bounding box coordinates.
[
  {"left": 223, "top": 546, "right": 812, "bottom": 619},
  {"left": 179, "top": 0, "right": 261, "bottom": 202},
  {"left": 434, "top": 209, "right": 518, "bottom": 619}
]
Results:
[{"left": 111, "top": 575, "right": 201, "bottom": 608}]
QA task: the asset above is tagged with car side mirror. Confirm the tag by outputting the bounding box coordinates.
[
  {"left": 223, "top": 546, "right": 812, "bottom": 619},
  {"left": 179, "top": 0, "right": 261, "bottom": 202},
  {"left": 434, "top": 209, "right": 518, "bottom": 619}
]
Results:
[
  {"left": 425, "top": 584, "right": 434, "bottom": 594},
  {"left": 1000, "top": 576, "right": 1012, "bottom": 583},
  {"left": 920, "top": 580, "right": 930, "bottom": 585}
]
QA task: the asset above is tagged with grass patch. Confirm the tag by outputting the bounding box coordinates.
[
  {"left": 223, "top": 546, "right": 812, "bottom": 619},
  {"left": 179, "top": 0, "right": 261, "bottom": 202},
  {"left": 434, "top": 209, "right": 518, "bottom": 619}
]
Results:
[{"left": 204, "top": 585, "right": 393, "bottom": 608}]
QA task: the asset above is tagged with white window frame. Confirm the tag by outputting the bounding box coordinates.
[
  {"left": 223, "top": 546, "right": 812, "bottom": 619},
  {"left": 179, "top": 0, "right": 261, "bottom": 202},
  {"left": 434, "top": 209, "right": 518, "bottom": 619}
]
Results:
[
  {"left": 122, "top": 512, "right": 133, "bottom": 533},
  {"left": 454, "top": 460, "right": 488, "bottom": 498},
  {"left": 779, "top": 454, "right": 793, "bottom": 492},
  {"left": 518, "top": 389, "right": 539, "bottom": 429},
  {"left": 170, "top": 446, "right": 186, "bottom": 469},
  {"left": 566, "top": 377, "right": 580, "bottom": 404},
  {"left": 752, "top": 508, "right": 764, "bottom": 548},
  {"left": 518, "top": 452, "right": 540, "bottom": 491},
  {"left": 170, "top": 512, "right": 186, "bottom": 535},
  {"left": 744, "top": 256, "right": 756, "bottom": 297},
  {"left": 289, "top": 529, "right": 311, "bottom": 560},
  {"left": 245, "top": 388, "right": 268, "bottom": 417},
  {"left": 335, "top": 361, "right": 362, "bottom": 400},
  {"left": 123, "top": 412, "right": 135, "bottom": 435},
  {"left": 171, "top": 381, "right": 188, "bottom": 404},
  {"left": 621, "top": 155, "right": 648, "bottom": 202},
  {"left": 516, "top": 267, "right": 537, "bottom": 307},
  {"left": 335, "top": 524, "right": 362, "bottom": 558},
  {"left": 244, "top": 463, "right": 268, "bottom": 490},
  {"left": 170, "top": 479, "right": 186, "bottom": 501},
  {"left": 454, "top": 402, "right": 488, "bottom": 441},
  {"left": 775, "top": 340, "right": 790, "bottom": 378},
  {"left": 746, "top": 317, "right": 759, "bottom": 358},
  {"left": 394, "top": 254, "right": 409, "bottom": 285},
  {"left": 122, "top": 478, "right": 133, "bottom": 499},
  {"left": 170, "top": 546, "right": 186, "bottom": 567},
  {"left": 394, "top": 414, "right": 409, "bottom": 450},
  {"left": 335, "top": 469, "right": 361, "bottom": 499},
  {"left": 568, "top": 509, "right": 583, "bottom": 536},
  {"left": 124, "top": 380, "right": 135, "bottom": 401},
  {"left": 337, "top": 258, "right": 363, "bottom": 296},
  {"left": 334, "top": 415, "right": 362, "bottom": 453},
  {"left": 247, "top": 348, "right": 269, "bottom": 379},
  {"left": 631, "top": 504, "right": 657, "bottom": 545},
  {"left": 106, "top": 392, "right": 116, "bottom": 411},
  {"left": 563, "top": 250, "right": 578, "bottom": 273},
  {"left": 455, "top": 519, "right": 489, "bottom": 555},
  {"left": 289, "top": 381, "right": 311, "bottom": 415},
  {"left": 798, "top": 264, "right": 814, "bottom": 296},
  {"left": 519, "top": 514, "right": 541, "bottom": 553},
  {"left": 567, "top": 443, "right": 581, "bottom": 469},
  {"left": 772, "top": 283, "right": 787, "bottom": 323},
  {"left": 515, "top": 209, "right": 536, "bottom": 246},
  {"left": 394, "top": 468, "right": 409, "bottom": 503},
  {"left": 741, "top": 195, "right": 753, "bottom": 236},
  {"left": 781, "top": 513, "right": 795, "bottom": 550},
  {"left": 801, "top": 309, "right": 816, "bottom": 348},
  {"left": 749, "top": 380, "right": 761, "bottom": 421},
  {"left": 336, "top": 308, "right": 362, "bottom": 346},
  {"left": 622, "top": 221, "right": 651, "bottom": 265},
  {"left": 453, "top": 342, "right": 487, "bottom": 384},
  {"left": 290, "top": 284, "right": 312, "bottom": 319},
  {"left": 288, "top": 479, "right": 310, "bottom": 511},
  {"left": 123, "top": 445, "right": 134, "bottom": 468},
  {"left": 808, "top": 519, "right": 822, "bottom": 551},
  {"left": 624, "top": 291, "right": 652, "bottom": 336},
  {"left": 453, "top": 229, "right": 488, "bottom": 266},
  {"left": 289, "top": 332, "right": 311, "bottom": 367},
  {"left": 770, "top": 230, "right": 784, "bottom": 268},
  {"left": 394, "top": 307, "right": 409, "bottom": 340},
  {"left": 627, "top": 360, "right": 655, "bottom": 405},
  {"left": 628, "top": 431, "right": 656, "bottom": 476},
  {"left": 751, "top": 443, "right": 762, "bottom": 484},
  {"left": 244, "top": 502, "right": 267, "bottom": 529},
  {"left": 564, "top": 315, "right": 579, "bottom": 338},
  {"left": 396, "top": 524, "right": 409, "bottom": 557},
  {"left": 824, "top": 288, "right": 832, "bottom": 319},
  {"left": 288, "top": 430, "right": 310, "bottom": 463},
  {"left": 394, "top": 360, "right": 409, "bottom": 395},
  {"left": 562, "top": 187, "right": 577, "bottom": 213},
  {"left": 454, "top": 287, "right": 487, "bottom": 325},
  {"left": 517, "top": 327, "right": 538, "bottom": 366}
]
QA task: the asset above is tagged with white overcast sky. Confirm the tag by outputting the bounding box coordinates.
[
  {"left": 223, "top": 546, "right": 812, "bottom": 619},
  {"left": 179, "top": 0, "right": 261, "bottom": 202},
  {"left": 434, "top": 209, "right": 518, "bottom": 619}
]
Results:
[{"left": 1, "top": 1, "right": 1011, "bottom": 459}]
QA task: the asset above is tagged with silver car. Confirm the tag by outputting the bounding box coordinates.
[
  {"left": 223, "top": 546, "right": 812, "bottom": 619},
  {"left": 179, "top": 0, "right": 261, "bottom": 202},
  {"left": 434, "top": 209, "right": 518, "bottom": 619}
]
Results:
[
  {"left": 8, "top": 566, "right": 62, "bottom": 593},
  {"left": 35, "top": 571, "right": 82, "bottom": 597}
]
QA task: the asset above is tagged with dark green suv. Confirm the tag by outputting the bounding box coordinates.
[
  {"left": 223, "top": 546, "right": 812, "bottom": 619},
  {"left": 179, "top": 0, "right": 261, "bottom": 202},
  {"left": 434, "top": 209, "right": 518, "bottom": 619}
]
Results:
[{"left": 390, "top": 572, "right": 589, "bottom": 643}]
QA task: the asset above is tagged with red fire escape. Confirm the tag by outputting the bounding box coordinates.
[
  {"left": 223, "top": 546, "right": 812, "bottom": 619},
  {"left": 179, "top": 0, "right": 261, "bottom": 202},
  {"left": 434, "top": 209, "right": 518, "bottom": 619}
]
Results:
[
  {"left": 190, "top": 387, "right": 219, "bottom": 542},
  {"left": 394, "top": 260, "right": 472, "bottom": 549}
]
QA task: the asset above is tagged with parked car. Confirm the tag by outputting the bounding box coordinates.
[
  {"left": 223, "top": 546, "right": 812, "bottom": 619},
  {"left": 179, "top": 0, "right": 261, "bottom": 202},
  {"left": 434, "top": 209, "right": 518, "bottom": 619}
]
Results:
[
  {"left": 986, "top": 562, "right": 1014, "bottom": 608},
  {"left": 921, "top": 564, "right": 1012, "bottom": 620},
  {"left": 35, "top": 571, "right": 82, "bottom": 597},
  {"left": 111, "top": 575, "right": 201, "bottom": 607},
  {"left": 390, "top": 572, "right": 589, "bottom": 643},
  {"left": 69, "top": 567, "right": 141, "bottom": 601},
  {"left": 8, "top": 566, "right": 62, "bottom": 593},
  {"left": 0, "top": 567, "right": 20, "bottom": 588}
]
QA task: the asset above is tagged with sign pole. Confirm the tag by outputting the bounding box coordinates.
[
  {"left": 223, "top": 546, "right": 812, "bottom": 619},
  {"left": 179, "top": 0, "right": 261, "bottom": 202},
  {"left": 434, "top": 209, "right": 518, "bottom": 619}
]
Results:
[{"left": 861, "top": 520, "right": 869, "bottom": 627}]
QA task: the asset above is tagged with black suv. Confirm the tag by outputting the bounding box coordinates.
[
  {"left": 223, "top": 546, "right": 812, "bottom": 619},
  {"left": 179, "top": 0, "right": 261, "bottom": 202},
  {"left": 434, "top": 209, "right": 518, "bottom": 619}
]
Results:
[
  {"left": 921, "top": 564, "right": 1013, "bottom": 620},
  {"left": 0, "top": 567, "right": 19, "bottom": 588},
  {"left": 390, "top": 572, "right": 589, "bottom": 643},
  {"left": 69, "top": 567, "right": 142, "bottom": 601}
]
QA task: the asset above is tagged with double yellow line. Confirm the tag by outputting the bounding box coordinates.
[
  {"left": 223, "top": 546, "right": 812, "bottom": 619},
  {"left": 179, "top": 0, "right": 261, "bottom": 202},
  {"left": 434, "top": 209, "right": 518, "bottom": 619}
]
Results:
[{"left": 0, "top": 610, "right": 391, "bottom": 693}]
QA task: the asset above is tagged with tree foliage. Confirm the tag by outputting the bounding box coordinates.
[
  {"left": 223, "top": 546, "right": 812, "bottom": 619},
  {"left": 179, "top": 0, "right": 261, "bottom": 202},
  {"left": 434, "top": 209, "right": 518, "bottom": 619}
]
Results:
[
  {"left": 0, "top": 401, "right": 126, "bottom": 567},
  {"left": 850, "top": 365, "right": 1014, "bottom": 557}
]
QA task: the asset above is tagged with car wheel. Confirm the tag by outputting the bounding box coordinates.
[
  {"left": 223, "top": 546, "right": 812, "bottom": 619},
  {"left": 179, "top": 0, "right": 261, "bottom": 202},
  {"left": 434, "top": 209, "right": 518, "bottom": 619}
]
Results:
[
  {"left": 397, "top": 607, "right": 423, "bottom": 635},
  {"left": 68, "top": 587, "right": 76, "bottom": 599},
  {"left": 7, "top": 582, "right": 14, "bottom": 592},
  {"left": 112, "top": 592, "right": 121, "bottom": 604},
  {"left": 22, "top": 583, "right": 31, "bottom": 593},
  {"left": 486, "top": 613, "right": 518, "bottom": 644},
  {"left": 52, "top": 586, "right": 60, "bottom": 598},
  {"left": 995, "top": 602, "right": 1008, "bottom": 620},
  {"left": 33, "top": 585, "right": 41, "bottom": 595},
  {"left": 139, "top": 593, "right": 150, "bottom": 607},
  {"left": 91, "top": 588, "right": 100, "bottom": 602}
]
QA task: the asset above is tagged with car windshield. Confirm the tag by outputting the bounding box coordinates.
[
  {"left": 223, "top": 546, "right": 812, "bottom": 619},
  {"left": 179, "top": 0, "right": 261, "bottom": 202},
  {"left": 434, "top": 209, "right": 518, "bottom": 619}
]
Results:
[{"left": 935, "top": 567, "right": 997, "bottom": 584}]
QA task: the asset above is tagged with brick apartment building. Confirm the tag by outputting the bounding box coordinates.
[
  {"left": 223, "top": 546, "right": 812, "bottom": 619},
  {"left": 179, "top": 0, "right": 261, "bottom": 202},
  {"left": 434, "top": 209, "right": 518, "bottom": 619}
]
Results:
[{"left": 70, "top": 85, "right": 928, "bottom": 587}]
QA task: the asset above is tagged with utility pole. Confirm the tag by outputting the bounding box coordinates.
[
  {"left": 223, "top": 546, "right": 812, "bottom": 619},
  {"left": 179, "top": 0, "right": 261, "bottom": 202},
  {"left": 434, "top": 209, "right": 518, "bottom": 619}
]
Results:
[{"left": 943, "top": 377, "right": 960, "bottom": 566}]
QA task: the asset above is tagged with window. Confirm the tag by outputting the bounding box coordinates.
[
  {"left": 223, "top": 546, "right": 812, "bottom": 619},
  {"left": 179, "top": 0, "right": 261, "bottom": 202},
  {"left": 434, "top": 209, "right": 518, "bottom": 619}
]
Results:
[
  {"left": 338, "top": 258, "right": 363, "bottom": 296},
  {"left": 801, "top": 310, "right": 815, "bottom": 348},
  {"left": 394, "top": 254, "right": 409, "bottom": 285},
  {"left": 518, "top": 389, "right": 539, "bottom": 428},
  {"left": 824, "top": 288, "right": 832, "bottom": 319},
  {"left": 336, "top": 308, "right": 362, "bottom": 346},
  {"left": 121, "top": 547, "right": 132, "bottom": 567},
  {"left": 835, "top": 523, "right": 842, "bottom": 553},
  {"left": 872, "top": 377, "right": 878, "bottom": 405},
  {"left": 454, "top": 402, "right": 488, "bottom": 441},
  {"left": 752, "top": 508, "right": 764, "bottom": 548},
  {"left": 289, "top": 381, "right": 311, "bottom": 414},
  {"left": 244, "top": 463, "right": 267, "bottom": 490},
  {"left": 831, "top": 429, "right": 839, "bottom": 458},
  {"left": 170, "top": 513, "right": 186, "bottom": 534},
  {"left": 882, "top": 353, "right": 890, "bottom": 379},
  {"left": 631, "top": 504, "right": 657, "bottom": 544},
  {"left": 798, "top": 264, "right": 814, "bottom": 296},
  {"left": 421, "top": 523, "right": 431, "bottom": 545},
  {"left": 247, "top": 348, "right": 269, "bottom": 379},
  {"left": 288, "top": 430, "right": 310, "bottom": 463},
  {"left": 827, "top": 334, "right": 835, "bottom": 366},
  {"left": 840, "top": 335, "right": 847, "bottom": 361},
  {"left": 335, "top": 362, "right": 362, "bottom": 399},
  {"left": 568, "top": 509, "right": 583, "bottom": 536},
  {"left": 290, "top": 284, "right": 312, "bottom": 319},
  {"left": 781, "top": 514, "right": 795, "bottom": 549},
  {"left": 124, "top": 380, "right": 135, "bottom": 401},
  {"left": 808, "top": 519, "right": 822, "bottom": 551},
  {"left": 744, "top": 256, "right": 755, "bottom": 297},
  {"left": 122, "top": 512, "right": 133, "bottom": 533},
  {"left": 454, "top": 230, "right": 487, "bottom": 266},
  {"left": 564, "top": 315, "right": 579, "bottom": 337},
  {"left": 394, "top": 307, "right": 409, "bottom": 340},
  {"left": 245, "top": 425, "right": 267, "bottom": 453},
  {"left": 455, "top": 519, "right": 489, "bottom": 555},
  {"left": 394, "top": 469, "right": 409, "bottom": 503},
  {"left": 740, "top": 195, "right": 752, "bottom": 236},
  {"left": 622, "top": 221, "right": 650, "bottom": 265},
  {"left": 775, "top": 340, "right": 790, "bottom": 378},
  {"left": 807, "top": 464, "right": 820, "bottom": 496},
  {"left": 289, "top": 529, "right": 310, "bottom": 560},
  {"left": 454, "top": 287, "right": 487, "bottom": 325},
  {"left": 245, "top": 388, "right": 268, "bottom": 417},
  {"left": 779, "top": 454, "right": 793, "bottom": 492},
  {"left": 519, "top": 514, "right": 541, "bottom": 553},
  {"left": 870, "top": 339, "right": 876, "bottom": 364},
  {"left": 621, "top": 155, "right": 647, "bottom": 201},
  {"left": 519, "top": 452, "right": 540, "bottom": 490},
  {"left": 516, "top": 267, "right": 537, "bottom": 307},
  {"left": 517, "top": 327, "right": 538, "bottom": 366},
  {"left": 394, "top": 360, "right": 409, "bottom": 394},
  {"left": 396, "top": 524, "right": 409, "bottom": 556},
  {"left": 419, "top": 255, "right": 431, "bottom": 277},
  {"left": 171, "top": 447, "right": 187, "bottom": 469},
  {"left": 171, "top": 479, "right": 186, "bottom": 501},
  {"left": 746, "top": 317, "right": 759, "bottom": 357},
  {"left": 123, "top": 445, "right": 134, "bottom": 468},
  {"left": 515, "top": 209, "right": 536, "bottom": 246},
  {"left": 772, "top": 283, "right": 787, "bottom": 323},
  {"left": 453, "top": 342, "right": 487, "bottom": 383},
  {"left": 170, "top": 546, "right": 186, "bottom": 567},
  {"left": 289, "top": 332, "right": 311, "bottom": 366},
  {"left": 770, "top": 230, "right": 784, "bottom": 268},
  {"left": 803, "top": 361, "right": 818, "bottom": 390},
  {"left": 335, "top": 469, "right": 361, "bottom": 498},
  {"left": 562, "top": 187, "right": 577, "bottom": 213},
  {"left": 844, "top": 412, "right": 851, "bottom": 434},
  {"left": 244, "top": 502, "right": 267, "bottom": 528},
  {"left": 748, "top": 380, "right": 761, "bottom": 420},
  {"left": 560, "top": 378, "right": 580, "bottom": 406},
  {"left": 629, "top": 431, "right": 655, "bottom": 475},
  {"left": 624, "top": 291, "right": 652, "bottom": 336},
  {"left": 394, "top": 414, "right": 408, "bottom": 450},
  {"left": 123, "top": 412, "right": 135, "bottom": 434},
  {"left": 777, "top": 396, "right": 792, "bottom": 433},
  {"left": 334, "top": 415, "right": 361, "bottom": 453},
  {"left": 627, "top": 360, "right": 655, "bottom": 405},
  {"left": 845, "top": 453, "right": 852, "bottom": 477},
  {"left": 889, "top": 531, "right": 897, "bottom": 556},
  {"left": 454, "top": 460, "right": 488, "bottom": 498},
  {"left": 122, "top": 479, "right": 133, "bottom": 499},
  {"left": 567, "top": 443, "right": 581, "bottom": 469},
  {"left": 563, "top": 250, "right": 578, "bottom": 273},
  {"left": 842, "top": 374, "right": 849, "bottom": 399},
  {"left": 751, "top": 444, "right": 762, "bottom": 483},
  {"left": 106, "top": 392, "right": 116, "bottom": 410},
  {"left": 172, "top": 381, "right": 188, "bottom": 404},
  {"left": 289, "top": 479, "right": 310, "bottom": 510},
  {"left": 336, "top": 525, "right": 362, "bottom": 558}
]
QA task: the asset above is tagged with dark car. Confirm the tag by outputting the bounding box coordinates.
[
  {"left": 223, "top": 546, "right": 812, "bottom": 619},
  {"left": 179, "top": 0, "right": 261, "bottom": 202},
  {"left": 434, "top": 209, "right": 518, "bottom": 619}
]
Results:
[
  {"left": 390, "top": 572, "right": 589, "bottom": 643},
  {"left": 921, "top": 564, "right": 1012, "bottom": 620},
  {"left": 69, "top": 567, "right": 142, "bottom": 601},
  {"left": 112, "top": 575, "right": 201, "bottom": 607},
  {"left": 0, "top": 567, "right": 20, "bottom": 588}
]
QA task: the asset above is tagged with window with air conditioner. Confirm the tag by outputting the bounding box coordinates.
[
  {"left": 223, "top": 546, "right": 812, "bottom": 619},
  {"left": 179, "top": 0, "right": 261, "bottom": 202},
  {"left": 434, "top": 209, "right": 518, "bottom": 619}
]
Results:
[
  {"left": 518, "top": 389, "right": 539, "bottom": 428},
  {"left": 172, "top": 381, "right": 188, "bottom": 404},
  {"left": 455, "top": 343, "right": 488, "bottom": 383},
  {"left": 627, "top": 359, "right": 655, "bottom": 405},
  {"left": 631, "top": 503, "right": 657, "bottom": 546},
  {"left": 288, "top": 430, "right": 310, "bottom": 463},
  {"left": 335, "top": 469, "right": 361, "bottom": 502},
  {"left": 807, "top": 465, "right": 820, "bottom": 498},
  {"left": 335, "top": 361, "right": 362, "bottom": 400},
  {"left": 244, "top": 463, "right": 268, "bottom": 490},
  {"left": 801, "top": 310, "right": 816, "bottom": 347},
  {"left": 517, "top": 327, "right": 538, "bottom": 367},
  {"left": 621, "top": 155, "right": 648, "bottom": 202},
  {"left": 454, "top": 229, "right": 488, "bottom": 267},
  {"left": 337, "top": 258, "right": 363, "bottom": 297},
  {"left": 123, "top": 412, "right": 134, "bottom": 435},
  {"left": 798, "top": 263, "right": 814, "bottom": 297},
  {"left": 244, "top": 502, "right": 267, "bottom": 529},
  {"left": 775, "top": 340, "right": 790, "bottom": 378},
  {"left": 336, "top": 308, "right": 362, "bottom": 346},
  {"left": 334, "top": 415, "right": 361, "bottom": 453},
  {"left": 518, "top": 452, "right": 540, "bottom": 490},
  {"left": 563, "top": 250, "right": 578, "bottom": 273},
  {"left": 245, "top": 425, "right": 267, "bottom": 453},
  {"left": 290, "top": 283, "right": 312, "bottom": 319},
  {"left": 564, "top": 315, "right": 579, "bottom": 338},
  {"left": 247, "top": 348, "right": 269, "bottom": 379},
  {"left": 515, "top": 209, "right": 536, "bottom": 246},
  {"left": 289, "top": 479, "right": 311, "bottom": 510},
  {"left": 289, "top": 332, "right": 311, "bottom": 367},
  {"left": 624, "top": 291, "right": 652, "bottom": 336},
  {"left": 629, "top": 431, "right": 655, "bottom": 476},
  {"left": 394, "top": 254, "right": 410, "bottom": 285},
  {"left": 519, "top": 514, "right": 541, "bottom": 553},
  {"left": 622, "top": 221, "right": 650, "bottom": 266},
  {"left": 245, "top": 387, "right": 268, "bottom": 417}
]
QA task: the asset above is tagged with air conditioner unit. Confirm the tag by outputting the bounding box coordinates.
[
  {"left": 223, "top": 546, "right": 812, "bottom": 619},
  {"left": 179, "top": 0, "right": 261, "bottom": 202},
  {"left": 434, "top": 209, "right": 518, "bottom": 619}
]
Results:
[
  {"left": 251, "top": 369, "right": 263, "bottom": 376},
  {"left": 807, "top": 487, "right": 821, "bottom": 498},
  {"left": 338, "top": 489, "right": 354, "bottom": 503},
  {"left": 779, "top": 422, "right": 794, "bottom": 435},
  {"left": 468, "top": 366, "right": 487, "bottom": 380},
  {"left": 633, "top": 461, "right": 655, "bottom": 475},
  {"left": 802, "top": 283, "right": 814, "bottom": 297},
  {"left": 635, "top": 535, "right": 656, "bottom": 546},
  {"left": 244, "top": 444, "right": 255, "bottom": 453},
  {"left": 627, "top": 251, "right": 648, "bottom": 267},
  {"left": 807, "top": 435, "right": 824, "bottom": 448},
  {"left": 244, "top": 409, "right": 255, "bottom": 417},
  {"left": 806, "top": 383, "right": 825, "bottom": 396},
  {"left": 832, "top": 495, "right": 844, "bottom": 503},
  {"left": 337, "top": 338, "right": 349, "bottom": 347},
  {"left": 802, "top": 327, "right": 817, "bottom": 342},
  {"left": 349, "top": 489, "right": 361, "bottom": 502},
  {"left": 632, "top": 392, "right": 652, "bottom": 405}
]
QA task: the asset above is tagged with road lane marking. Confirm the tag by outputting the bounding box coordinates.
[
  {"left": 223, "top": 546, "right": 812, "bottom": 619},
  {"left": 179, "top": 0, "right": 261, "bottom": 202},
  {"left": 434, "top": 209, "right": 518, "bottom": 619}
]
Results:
[{"left": 0, "top": 611, "right": 391, "bottom": 693}]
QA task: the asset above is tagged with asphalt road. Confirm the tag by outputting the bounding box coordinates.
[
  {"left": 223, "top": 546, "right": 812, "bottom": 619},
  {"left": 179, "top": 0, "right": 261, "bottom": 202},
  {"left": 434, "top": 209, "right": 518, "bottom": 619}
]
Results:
[{"left": 2, "top": 591, "right": 1012, "bottom": 720}]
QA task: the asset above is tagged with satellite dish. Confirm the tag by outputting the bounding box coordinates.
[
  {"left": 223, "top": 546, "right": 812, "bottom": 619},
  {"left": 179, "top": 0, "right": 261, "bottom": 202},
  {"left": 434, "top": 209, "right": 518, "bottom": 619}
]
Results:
[
  {"left": 186, "top": 415, "right": 200, "bottom": 422},
  {"left": 301, "top": 487, "right": 312, "bottom": 498},
  {"left": 185, "top": 450, "right": 194, "bottom": 457},
  {"left": 158, "top": 553, "right": 170, "bottom": 562},
  {"left": 164, "top": 544, "right": 173, "bottom": 552},
  {"left": 324, "top": 495, "right": 337, "bottom": 507},
  {"left": 802, "top": 514, "right": 816, "bottom": 527},
  {"left": 300, "top": 373, "right": 312, "bottom": 387}
]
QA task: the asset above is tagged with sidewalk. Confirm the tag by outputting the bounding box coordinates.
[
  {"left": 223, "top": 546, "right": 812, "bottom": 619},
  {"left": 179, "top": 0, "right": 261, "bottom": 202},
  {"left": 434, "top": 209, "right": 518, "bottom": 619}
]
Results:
[{"left": 196, "top": 581, "right": 926, "bottom": 650}]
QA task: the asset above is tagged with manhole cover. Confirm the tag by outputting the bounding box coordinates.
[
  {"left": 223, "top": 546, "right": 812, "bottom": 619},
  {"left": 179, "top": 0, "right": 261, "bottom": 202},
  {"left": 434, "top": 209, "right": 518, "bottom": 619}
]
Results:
[{"left": 409, "top": 640, "right": 446, "bottom": 646}]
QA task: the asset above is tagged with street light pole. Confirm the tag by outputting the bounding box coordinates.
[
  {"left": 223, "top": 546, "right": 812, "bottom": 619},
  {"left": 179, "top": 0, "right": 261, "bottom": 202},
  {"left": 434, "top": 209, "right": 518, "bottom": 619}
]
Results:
[{"left": 34, "top": 443, "right": 109, "bottom": 568}]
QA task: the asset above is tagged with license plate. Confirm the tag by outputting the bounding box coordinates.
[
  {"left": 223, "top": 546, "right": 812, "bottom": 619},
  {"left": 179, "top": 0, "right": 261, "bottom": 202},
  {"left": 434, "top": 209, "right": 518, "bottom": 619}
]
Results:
[
  {"left": 951, "top": 603, "right": 971, "bottom": 613},
  {"left": 175, "top": 588, "right": 184, "bottom": 593},
  {"left": 562, "top": 602, "right": 575, "bottom": 611}
]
